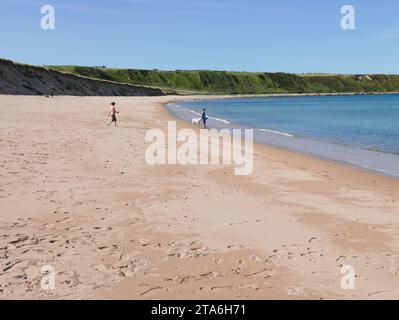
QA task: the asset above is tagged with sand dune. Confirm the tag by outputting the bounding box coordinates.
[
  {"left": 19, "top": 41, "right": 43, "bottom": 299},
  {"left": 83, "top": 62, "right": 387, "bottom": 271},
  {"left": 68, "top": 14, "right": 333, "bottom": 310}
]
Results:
[{"left": 0, "top": 95, "right": 399, "bottom": 299}]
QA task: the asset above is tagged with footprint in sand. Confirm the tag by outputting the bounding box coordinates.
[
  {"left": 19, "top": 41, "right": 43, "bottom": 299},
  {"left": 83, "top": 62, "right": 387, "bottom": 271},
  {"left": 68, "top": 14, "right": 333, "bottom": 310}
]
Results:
[
  {"left": 227, "top": 244, "right": 244, "bottom": 250},
  {"left": 140, "top": 286, "right": 165, "bottom": 297},
  {"left": 229, "top": 220, "right": 248, "bottom": 226},
  {"left": 249, "top": 255, "right": 263, "bottom": 262}
]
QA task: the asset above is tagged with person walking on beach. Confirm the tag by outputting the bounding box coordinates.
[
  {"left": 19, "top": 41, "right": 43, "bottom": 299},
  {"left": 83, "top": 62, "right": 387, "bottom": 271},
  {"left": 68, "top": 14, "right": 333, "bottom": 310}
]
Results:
[
  {"left": 108, "top": 102, "right": 119, "bottom": 127},
  {"left": 201, "top": 108, "right": 208, "bottom": 128}
]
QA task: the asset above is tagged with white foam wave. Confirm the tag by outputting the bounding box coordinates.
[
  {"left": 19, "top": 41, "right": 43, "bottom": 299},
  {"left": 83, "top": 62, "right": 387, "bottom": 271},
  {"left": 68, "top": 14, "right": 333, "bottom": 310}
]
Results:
[
  {"left": 186, "top": 109, "right": 201, "bottom": 116},
  {"left": 258, "top": 128, "right": 294, "bottom": 137},
  {"left": 209, "top": 117, "right": 230, "bottom": 124}
]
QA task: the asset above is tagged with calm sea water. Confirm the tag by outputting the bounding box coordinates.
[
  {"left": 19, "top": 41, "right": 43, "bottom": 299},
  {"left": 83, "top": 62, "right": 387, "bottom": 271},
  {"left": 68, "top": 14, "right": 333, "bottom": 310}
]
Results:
[{"left": 166, "top": 94, "right": 399, "bottom": 178}]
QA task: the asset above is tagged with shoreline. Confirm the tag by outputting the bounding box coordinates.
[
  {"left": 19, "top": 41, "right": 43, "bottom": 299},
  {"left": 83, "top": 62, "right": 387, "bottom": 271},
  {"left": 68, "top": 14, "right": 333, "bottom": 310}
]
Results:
[
  {"left": 1, "top": 95, "right": 399, "bottom": 299},
  {"left": 162, "top": 96, "right": 399, "bottom": 184},
  {"left": 2, "top": 90, "right": 399, "bottom": 99},
  {"left": 172, "top": 91, "right": 399, "bottom": 99},
  {"left": 164, "top": 96, "right": 399, "bottom": 180}
]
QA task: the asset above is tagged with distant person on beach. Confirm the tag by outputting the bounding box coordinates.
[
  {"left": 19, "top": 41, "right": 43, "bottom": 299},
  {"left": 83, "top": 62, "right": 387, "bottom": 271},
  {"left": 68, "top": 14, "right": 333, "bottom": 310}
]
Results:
[
  {"left": 108, "top": 102, "right": 119, "bottom": 127},
  {"left": 48, "top": 86, "right": 55, "bottom": 98},
  {"left": 201, "top": 108, "right": 208, "bottom": 128}
]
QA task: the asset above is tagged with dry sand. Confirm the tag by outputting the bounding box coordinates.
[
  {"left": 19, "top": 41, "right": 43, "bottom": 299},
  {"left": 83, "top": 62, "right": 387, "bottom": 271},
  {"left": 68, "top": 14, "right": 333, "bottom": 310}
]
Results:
[{"left": 0, "top": 95, "right": 399, "bottom": 300}]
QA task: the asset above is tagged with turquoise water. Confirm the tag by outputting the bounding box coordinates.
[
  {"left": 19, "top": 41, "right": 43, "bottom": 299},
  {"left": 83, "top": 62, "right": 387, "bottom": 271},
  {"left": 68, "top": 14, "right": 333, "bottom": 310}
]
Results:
[{"left": 167, "top": 94, "right": 399, "bottom": 178}]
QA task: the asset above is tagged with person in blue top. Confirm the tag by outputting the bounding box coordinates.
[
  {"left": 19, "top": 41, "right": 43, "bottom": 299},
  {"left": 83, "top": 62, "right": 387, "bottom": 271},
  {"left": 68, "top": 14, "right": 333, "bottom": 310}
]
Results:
[{"left": 201, "top": 108, "right": 208, "bottom": 128}]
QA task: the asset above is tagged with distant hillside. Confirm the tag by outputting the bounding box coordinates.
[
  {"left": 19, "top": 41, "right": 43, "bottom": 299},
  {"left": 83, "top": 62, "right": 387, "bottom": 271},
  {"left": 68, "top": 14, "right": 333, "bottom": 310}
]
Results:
[
  {"left": 3, "top": 58, "right": 399, "bottom": 96},
  {"left": 49, "top": 65, "right": 399, "bottom": 95},
  {"left": 0, "top": 59, "right": 164, "bottom": 96}
]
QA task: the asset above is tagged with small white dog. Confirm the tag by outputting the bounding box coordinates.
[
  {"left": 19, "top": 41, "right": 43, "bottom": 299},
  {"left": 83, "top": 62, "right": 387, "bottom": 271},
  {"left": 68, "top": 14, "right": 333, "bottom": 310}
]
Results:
[{"left": 192, "top": 117, "right": 202, "bottom": 126}]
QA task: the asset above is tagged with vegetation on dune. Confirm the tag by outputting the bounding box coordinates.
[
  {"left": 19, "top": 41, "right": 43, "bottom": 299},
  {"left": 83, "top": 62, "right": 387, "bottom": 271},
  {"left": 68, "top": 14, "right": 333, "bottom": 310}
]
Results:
[
  {"left": 0, "top": 59, "right": 164, "bottom": 96},
  {"left": 49, "top": 65, "right": 399, "bottom": 95}
]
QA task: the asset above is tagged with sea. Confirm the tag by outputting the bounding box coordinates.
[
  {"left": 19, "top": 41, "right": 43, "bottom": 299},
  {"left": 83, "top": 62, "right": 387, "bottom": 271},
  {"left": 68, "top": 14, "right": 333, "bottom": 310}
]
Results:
[{"left": 166, "top": 94, "right": 399, "bottom": 178}]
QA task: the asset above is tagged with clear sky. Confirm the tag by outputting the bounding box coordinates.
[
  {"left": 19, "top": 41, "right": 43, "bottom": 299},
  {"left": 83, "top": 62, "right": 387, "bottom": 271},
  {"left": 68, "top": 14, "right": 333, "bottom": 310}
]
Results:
[{"left": 1, "top": 0, "right": 399, "bottom": 73}]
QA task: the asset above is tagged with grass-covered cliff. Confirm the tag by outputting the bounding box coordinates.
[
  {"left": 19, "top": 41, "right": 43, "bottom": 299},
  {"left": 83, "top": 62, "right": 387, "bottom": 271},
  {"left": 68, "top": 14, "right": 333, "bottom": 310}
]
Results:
[
  {"left": 2, "top": 57, "right": 399, "bottom": 96},
  {"left": 49, "top": 65, "right": 399, "bottom": 95},
  {"left": 0, "top": 59, "right": 164, "bottom": 96}
]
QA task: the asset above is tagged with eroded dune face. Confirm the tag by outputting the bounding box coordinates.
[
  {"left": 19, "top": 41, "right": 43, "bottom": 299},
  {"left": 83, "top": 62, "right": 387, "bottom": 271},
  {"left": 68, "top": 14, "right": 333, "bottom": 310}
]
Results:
[{"left": 0, "top": 59, "right": 164, "bottom": 97}]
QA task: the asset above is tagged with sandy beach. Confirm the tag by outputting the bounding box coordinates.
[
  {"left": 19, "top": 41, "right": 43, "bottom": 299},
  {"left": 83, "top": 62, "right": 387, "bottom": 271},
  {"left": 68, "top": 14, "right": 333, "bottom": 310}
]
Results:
[{"left": 1, "top": 95, "right": 399, "bottom": 300}]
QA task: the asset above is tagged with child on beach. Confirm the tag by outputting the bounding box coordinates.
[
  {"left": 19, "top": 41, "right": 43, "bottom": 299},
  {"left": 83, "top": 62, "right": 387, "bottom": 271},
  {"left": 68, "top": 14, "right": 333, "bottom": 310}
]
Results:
[
  {"left": 108, "top": 102, "right": 119, "bottom": 127},
  {"left": 201, "top": 108, "right": 208, "bottom": 128}
]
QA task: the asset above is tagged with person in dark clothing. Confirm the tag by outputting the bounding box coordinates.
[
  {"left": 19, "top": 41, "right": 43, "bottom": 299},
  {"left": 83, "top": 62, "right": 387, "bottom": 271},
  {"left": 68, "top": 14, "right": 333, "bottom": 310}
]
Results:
[{"left": 201, "top": 108, "right": 208, "bottom": 128}]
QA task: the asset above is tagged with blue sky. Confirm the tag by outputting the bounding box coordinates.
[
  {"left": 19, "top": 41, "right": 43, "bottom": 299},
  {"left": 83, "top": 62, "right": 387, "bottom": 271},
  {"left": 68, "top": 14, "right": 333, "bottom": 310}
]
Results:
[{"left": 1, "top": 0, "right": 399, "bottom": 73}]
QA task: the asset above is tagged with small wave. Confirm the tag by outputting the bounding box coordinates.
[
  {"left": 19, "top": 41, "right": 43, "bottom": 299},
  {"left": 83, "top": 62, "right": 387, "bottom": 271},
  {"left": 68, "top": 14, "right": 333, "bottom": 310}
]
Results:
[
  {"left": 258, "top": 128, "right": 294, "bottom": 137},
  {"left": 209, "top": 117, "right": 230, "bottom": 124},
  {"left": 186, "top": 109, "right": 201, "bottom": 116}
]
